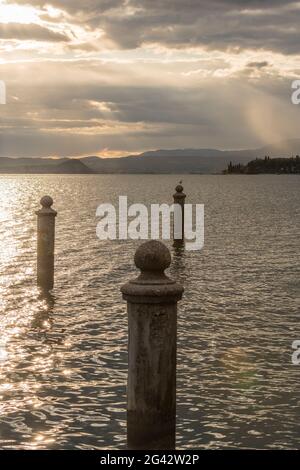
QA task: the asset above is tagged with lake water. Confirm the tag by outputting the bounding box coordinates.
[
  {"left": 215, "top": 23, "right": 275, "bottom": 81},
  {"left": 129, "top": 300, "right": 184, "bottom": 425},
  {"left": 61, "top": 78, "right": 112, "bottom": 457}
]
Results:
[{"left": 0, "top": 174, "right": 299, "bottom": 449}]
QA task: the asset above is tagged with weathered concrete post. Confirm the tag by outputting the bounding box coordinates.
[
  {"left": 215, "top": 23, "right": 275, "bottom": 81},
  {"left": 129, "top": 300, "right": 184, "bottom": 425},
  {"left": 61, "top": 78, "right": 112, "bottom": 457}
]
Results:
[
  {"left": 173, "top": 182, "right": 186, "bottom": 243},
  {"left": 36, "top": 196, "right": 57, "bottom": 291},
  {"left": 121, "top": 240, "right": 184, "bottom": 450}
]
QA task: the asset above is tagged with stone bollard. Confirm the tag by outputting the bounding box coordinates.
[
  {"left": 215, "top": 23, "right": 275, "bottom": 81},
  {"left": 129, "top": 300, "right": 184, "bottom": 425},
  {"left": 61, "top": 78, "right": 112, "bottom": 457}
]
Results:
[
  {"left": 36, "top": 196, "right": 57, "bottom": 291},
  {"left": 173, "top": 182, "right": 186, "bottom": 243},
  {"left": 121, "top": 240, "right": 184, "bottom": 450}
]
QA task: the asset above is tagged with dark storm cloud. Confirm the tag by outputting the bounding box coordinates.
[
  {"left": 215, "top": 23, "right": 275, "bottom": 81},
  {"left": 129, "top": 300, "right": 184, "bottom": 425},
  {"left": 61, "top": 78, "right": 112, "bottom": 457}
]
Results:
[
  {"left": 11, "top": 0, "right": 124, "bottom": 13},
  {"left": 0, "top": 23, "right": 69, "bottom": 42},
  {"left": 100, "top": 0, "right": 300, "bottom": 53},
  {"left": 14, "top": 0, "right": 296, "bottom": 11},
  {"left": 11, "top": 0, "right": 299, "bottom": 53}
]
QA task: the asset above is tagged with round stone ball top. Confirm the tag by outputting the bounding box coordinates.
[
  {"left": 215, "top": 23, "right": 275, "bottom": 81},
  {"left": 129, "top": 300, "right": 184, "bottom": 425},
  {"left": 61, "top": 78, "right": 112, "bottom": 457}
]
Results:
[
  {"left": 40, "top": 195, "right": 54, "bottom": 208},
  {"left": 134, "top": 240, "right": 171, "bottom": 272},
  {"left": 175, "top": 184, "right": 184, "bottom": 193}
]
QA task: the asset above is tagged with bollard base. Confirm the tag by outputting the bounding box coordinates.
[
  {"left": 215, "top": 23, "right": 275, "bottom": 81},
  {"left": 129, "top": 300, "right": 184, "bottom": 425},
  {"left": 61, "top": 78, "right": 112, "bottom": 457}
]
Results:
[{"left": 127, "top": 411, "right": 176, "bottom": 450}]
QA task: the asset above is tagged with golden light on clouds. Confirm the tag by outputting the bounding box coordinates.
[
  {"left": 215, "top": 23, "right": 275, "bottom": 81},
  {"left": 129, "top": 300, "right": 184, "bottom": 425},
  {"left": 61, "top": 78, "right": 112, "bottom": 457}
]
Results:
[{"left": 0, "top": 0, "right": 299, "bottom": 156}]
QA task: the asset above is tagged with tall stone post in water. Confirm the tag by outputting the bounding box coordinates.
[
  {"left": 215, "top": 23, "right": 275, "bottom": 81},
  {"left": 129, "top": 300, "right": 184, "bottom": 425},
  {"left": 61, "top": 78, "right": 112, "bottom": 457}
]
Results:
[
  {"left": 121, "top": 240, "right": 184, "bottom": 450},
  {"left": 36, "top": 196, "right": 57, "bottom": 291},
  {"left": 173, "top": 182, "right": 186, "bottom": 243}
]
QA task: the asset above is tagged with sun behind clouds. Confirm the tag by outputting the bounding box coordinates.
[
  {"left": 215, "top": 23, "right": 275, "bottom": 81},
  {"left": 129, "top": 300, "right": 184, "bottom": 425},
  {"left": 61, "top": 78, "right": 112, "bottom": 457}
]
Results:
[
  {"left": 0, "top": 0, "right": 300, "bottom": 157},
  {"left": 0, "top": 0, "right": 40, "bottom": 24}
]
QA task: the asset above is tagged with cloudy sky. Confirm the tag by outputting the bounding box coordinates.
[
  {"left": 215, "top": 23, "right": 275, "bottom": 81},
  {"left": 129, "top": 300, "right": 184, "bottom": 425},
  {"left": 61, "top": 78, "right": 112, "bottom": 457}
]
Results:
[{"left": 0, "top": 0, "right": 300, "bottom": 158}]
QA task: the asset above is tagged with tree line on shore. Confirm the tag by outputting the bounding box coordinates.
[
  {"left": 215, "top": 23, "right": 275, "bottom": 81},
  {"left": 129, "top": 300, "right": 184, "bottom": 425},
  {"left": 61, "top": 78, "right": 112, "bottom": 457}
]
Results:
[{"left": 224, "top": 156, "right": 300, "bottom": 174}]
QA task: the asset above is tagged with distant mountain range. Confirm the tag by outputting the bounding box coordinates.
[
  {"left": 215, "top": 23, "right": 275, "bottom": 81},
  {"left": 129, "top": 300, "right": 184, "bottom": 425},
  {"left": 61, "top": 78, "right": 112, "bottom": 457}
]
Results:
[{"left": 0, "top": 139, "right": 299, "bottom": 174}]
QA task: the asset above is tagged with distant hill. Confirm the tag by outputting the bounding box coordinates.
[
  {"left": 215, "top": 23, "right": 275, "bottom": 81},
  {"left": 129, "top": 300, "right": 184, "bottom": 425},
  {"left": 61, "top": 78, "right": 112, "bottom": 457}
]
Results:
[
  {"left": 81, "top": 139, "right": 300, "bottom": 174},
  {"left": 0, "top": 157, "right": 93, "bottom": 174},
  {"left": 54, "top": 159, "right": 94, "bottom": 174},
  {"left": 0, "top": 139, "right": 299, "bottom": 174}
]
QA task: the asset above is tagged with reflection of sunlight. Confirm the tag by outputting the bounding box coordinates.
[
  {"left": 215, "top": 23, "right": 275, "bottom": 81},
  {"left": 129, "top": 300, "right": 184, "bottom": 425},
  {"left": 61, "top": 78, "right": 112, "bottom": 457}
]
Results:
[
  {"left": 28, "top": 433, "right": 55, "bottom": 449},
  {"left": 220, "top": 347, "right": 257, "bottom": 389},
  {"left": 0, "top": 294, "right": 57, "bottom": 435},
  {"left": 0, "top": 244, "right": 17, "bottom": 265},
  {"left": 0, "top": 341, "right": 8, "bottom": 362},
  {"left": 0, "top": 196, "right": 18, "bottom": 269},
  {"left": 0, "top": 177, "right": 62, "bottom": 449}
]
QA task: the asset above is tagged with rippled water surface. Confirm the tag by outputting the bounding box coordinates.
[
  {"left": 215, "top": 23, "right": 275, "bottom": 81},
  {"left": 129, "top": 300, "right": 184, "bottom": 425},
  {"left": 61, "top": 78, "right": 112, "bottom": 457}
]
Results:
[{"left": 0, "top": 174, "right": 299, "bottom": 449}]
